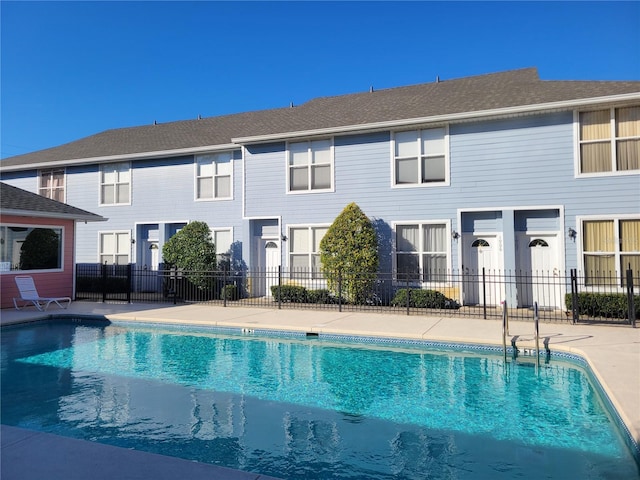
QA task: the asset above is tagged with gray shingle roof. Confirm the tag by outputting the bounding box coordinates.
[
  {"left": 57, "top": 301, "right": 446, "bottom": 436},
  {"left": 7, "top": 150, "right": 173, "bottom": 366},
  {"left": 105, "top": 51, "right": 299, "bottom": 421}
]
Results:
[
  {"left": 0, "top": 182, "right": 105, "bottom": 222},
  {"left": 2, "top": 68, "right": 639, "bottom": 168}
]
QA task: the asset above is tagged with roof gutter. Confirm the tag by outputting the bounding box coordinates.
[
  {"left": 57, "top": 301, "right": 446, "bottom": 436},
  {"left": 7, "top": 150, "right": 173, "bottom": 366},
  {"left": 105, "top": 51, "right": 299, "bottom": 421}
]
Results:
[
  {"left": 232, "top": 93, "right": 640, "bottom": 144},
  {"left": 1, "top": 209, "right": 107, "bottom": 222}
]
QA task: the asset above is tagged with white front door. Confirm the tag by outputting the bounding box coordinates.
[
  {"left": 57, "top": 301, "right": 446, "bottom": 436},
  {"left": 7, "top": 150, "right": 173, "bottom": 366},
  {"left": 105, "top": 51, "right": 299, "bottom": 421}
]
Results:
[
  {"left": 144, "top": 241, "right": 159, "bottom": 271},
  {"left": 516, "top": 234, "right": 561, "bottom": 309},
  {"left": 463, "top": 235, "right": 502, "bottom": 306},
  {"left": 264, "top": 240, "right": 280, "bottom": 297}
]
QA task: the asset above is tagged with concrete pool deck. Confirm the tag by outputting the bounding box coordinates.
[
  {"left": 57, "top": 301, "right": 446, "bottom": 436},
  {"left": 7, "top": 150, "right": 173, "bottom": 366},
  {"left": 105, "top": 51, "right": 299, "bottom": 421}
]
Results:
[{"left": 1, "top": 301, "right": 639, "bottom": 479}]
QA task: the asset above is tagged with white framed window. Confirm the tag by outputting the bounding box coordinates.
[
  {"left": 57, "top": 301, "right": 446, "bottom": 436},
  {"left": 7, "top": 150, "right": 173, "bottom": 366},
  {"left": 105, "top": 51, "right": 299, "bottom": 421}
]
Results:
[
  {"left": 39, "top": 169, "right": 65, "bottom": 202},
  {"left": 577, "top": 106, "right": 640, "bottom": 175},
  {"left": 0, "top": 224, "right": 64, "bottom": 272},
  {"left": 100, "top": 162, "right": 131, "bottom": 205},
  {"left": 287, "top": 139, "right": 333, "bottom": 193},
  {"left": 580, "top": 216, "right": 640, "bottom": 287},
  {"left": 393, "top": 127, "right": 448, "bottom": 187},
  {"left": 288, "top": 225, "right": 329, "bottom": 278},
  {"left": 196, "top": 152, "right": 233, "bottom": 200},
  {"left": 99, "top": 231, "right": 131, "bottom": 265},
  {"left": 395, "top": 221, "right": 450, "bottom": 283},
  {"left": 211, "top": 228, "right": 232, "bottom": 262}
]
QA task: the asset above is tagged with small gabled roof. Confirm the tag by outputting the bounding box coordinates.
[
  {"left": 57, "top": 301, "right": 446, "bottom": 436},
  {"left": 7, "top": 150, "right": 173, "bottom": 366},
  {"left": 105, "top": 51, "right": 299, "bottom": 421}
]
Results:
[
  {"left": 0, "top": 182, "right": 106, "bottom": 222},
  {"left": 2, "top": 67, "right": 639, "bottom": 169}
]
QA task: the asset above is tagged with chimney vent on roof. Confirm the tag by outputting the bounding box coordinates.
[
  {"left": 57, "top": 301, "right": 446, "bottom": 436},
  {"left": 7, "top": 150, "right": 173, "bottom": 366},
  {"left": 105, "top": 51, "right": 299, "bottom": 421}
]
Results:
[
  {"left": 154, "top": 120, "right": 157, "bottom": 125},
  {"left": 290, "top": 102, "right": 294, "bottom": 108},
  {"left": 198, "top": 114, "right": 202, "bottom": 120},
  {"left": 370, "top": 86, "right": 374, "bottom": 93},
  {"left": 436, "top": 75, "right": 440, "bottom": 83}
]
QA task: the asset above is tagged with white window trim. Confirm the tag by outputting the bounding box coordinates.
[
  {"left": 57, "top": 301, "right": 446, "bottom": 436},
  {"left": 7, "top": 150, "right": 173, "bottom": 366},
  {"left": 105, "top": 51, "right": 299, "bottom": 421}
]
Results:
[
  {"left": 574, "top": 107, "right": 640, "bottom": 178},
  {"left": 194, "top": 152, "right": 234, "bottom": 201},
  {"left": 391, "top": 126, "right": 450, "bottom": 188},
  {"left": 287, "top": 223, "right": 330, "bottom": 272},
  {"left": 285, "top": 139, "right": 335, "bottom": 194},
  {"left": 577, "top": 214, "right": 640, "bottom": 291},
  {"left": 209, "top": 227, "right": 234, "bottom": 259},
  {"left": 98, "top": 230, "right": 132, "bottom": 265},
  {"left": 99, "top": 162, "right": 132, "bottom": 206},
  {"left": 392, "top": 220, "right": 453, "bottom": 285},
  {"left": 38, "top": 168, "right": 66, "bottom": 203},
  {"left": 0, "top": 223, "right": 65, "bottom": 274}
]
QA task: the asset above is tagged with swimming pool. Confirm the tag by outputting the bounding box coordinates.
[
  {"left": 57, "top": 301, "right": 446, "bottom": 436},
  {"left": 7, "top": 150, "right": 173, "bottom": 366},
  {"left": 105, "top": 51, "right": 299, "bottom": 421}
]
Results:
[{"left": 1, "top": 318, "right": 638, "bottom": 479}]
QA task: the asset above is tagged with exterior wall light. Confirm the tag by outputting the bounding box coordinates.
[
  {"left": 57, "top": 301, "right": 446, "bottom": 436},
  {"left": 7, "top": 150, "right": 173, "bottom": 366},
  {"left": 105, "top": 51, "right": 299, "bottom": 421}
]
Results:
[{"left": 567, "top": 228, "right": 577, "bottom": 239}]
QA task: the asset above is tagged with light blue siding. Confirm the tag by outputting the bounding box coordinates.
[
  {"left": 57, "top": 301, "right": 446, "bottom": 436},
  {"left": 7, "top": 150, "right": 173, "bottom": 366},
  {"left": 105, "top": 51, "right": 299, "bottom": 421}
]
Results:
[
  {"left": 451, "top": 113, "right": 575, "bottom": 207},
  {"left": 515, "top": 210, "right": 560, "bottom": 232},
  {"left": 3, "top": 108, "right": 638, "bottom": 276},
  {"left": 68, "top": 153, "right": 244, "bottom": 264}
]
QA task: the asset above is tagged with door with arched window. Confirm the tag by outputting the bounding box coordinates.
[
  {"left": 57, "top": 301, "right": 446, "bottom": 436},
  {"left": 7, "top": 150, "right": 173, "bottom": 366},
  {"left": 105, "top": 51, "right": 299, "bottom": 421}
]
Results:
[
  {"left": 462, "top": 235, "right": 502, "bottom": 306},
  {"left": 516, "top": 234, "right": 561, "bottom": 309}
]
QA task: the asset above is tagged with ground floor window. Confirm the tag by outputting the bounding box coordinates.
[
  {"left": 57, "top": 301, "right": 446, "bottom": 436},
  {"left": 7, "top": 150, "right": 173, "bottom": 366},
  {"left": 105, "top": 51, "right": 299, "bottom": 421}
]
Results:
[
  {"left": 211, "top": 228, "right": 232, "bottom": 264},
  {"left": 582, "top": 217, "right": 639, "bottom": 286},
  {"left": 0, "top": 225, "right": 63, "bottom": 272},
  {"left": 288, "top": 225, "right": 328, "bottom": 278},
  {"left": 100, "top": 231, "right": 130, "bottom": 265},
  {"left": 395, "top": 222, "right": 449, "bottom": 283}
]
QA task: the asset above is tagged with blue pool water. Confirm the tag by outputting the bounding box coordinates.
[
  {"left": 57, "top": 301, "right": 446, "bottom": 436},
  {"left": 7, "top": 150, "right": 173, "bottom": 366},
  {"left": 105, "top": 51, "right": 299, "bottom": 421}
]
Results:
[{"left": 1, "top": 319, "right": 638, "bottom": 479}]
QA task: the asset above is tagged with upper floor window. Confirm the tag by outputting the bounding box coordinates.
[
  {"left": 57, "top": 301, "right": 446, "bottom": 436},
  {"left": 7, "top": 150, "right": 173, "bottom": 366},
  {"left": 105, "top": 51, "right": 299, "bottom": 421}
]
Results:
[
  {"left": 579, "top": 106, "right": 639, "bottom": 175},
  {"left": 393, "top": 127, "right": 448, "bottom": 186},
  {"left": 196, "top": 152, "right": 232, "bottom": 200},
  {"left": 39, "top": 169, "right": 65, "bottom": 202},
  {"left": 289, "top": 225, "right": 328, "bottom": 278},
  {"left": 100, "top": 162, "right": 130, "bottom": 205},
  {"left": 287, "top": 139, "right": 333, "bottom": 193},
  {"left": 581, "top": 217, "right": 639, "bottom": 287},
  {"left": 99, "top": 231, "right": 130, "bottom": 265},
  {"left": 395, "top": 222, "right": 449, "bottom": 282},
  {"left": 0, "top": 225, "right": 63, "bottom": 272}
]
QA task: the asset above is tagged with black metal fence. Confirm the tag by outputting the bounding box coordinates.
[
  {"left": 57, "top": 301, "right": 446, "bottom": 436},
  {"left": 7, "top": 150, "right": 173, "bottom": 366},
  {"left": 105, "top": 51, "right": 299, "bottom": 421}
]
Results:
[{"left": 75, "top": 264, "right": 638, "bottom": 326}]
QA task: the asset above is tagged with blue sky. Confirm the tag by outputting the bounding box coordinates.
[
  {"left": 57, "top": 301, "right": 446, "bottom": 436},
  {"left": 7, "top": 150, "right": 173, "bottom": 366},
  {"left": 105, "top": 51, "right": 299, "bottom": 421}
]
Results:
[{"left": 1, "top": 1, "right": 639, "bottom": 159}]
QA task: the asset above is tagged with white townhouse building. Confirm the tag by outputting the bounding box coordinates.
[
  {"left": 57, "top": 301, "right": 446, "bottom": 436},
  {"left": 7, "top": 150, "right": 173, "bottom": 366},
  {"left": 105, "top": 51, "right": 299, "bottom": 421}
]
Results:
[{"left": 1, "top": 68, "right": 639, "bottom": 309}]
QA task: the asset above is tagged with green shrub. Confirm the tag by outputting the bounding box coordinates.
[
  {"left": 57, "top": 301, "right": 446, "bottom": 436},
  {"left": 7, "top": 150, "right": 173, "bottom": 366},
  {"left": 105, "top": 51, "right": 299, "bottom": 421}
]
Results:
[
  {"left": 319, "top": 202, "right": 379, "bottom": 304},
  {"left": 565, "top": 293, "right": 639, "bottom": 319},
  {"left": 221, "top": 284, "right": 239, "bottom": 301},
  {"left": 162, "top": 221, "right": 216, "bottom": 290},
  {"left": 270, "top": 284, "right": 308, "bottom": 303},
  {"left": 391, "top": 288, "right": 460, "bottom": 310},
  {"left": 307, "top": 289, "right": 337, "bottom": 304}
]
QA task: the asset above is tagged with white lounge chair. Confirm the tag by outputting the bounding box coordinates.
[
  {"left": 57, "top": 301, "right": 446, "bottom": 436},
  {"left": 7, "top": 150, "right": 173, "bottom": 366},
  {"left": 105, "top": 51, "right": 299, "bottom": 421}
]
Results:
[{"left": 12, "top": 275, "right": 71, "bottom": 311}]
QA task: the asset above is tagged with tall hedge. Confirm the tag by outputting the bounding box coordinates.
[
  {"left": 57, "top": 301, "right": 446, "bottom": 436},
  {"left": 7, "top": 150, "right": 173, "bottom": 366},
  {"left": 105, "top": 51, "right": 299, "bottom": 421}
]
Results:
[
  {"left": 319, "top": 202, "right": 379, "bottom": 303},
  {"left": 162, "top": 221, "right": 216, "bottom": 289}
]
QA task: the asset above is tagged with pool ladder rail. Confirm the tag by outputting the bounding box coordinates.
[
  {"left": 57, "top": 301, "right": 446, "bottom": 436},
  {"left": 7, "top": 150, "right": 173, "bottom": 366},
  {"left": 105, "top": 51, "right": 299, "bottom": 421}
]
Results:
[{"left": 502, "top": 300, "right": 550, "bottom": 367}]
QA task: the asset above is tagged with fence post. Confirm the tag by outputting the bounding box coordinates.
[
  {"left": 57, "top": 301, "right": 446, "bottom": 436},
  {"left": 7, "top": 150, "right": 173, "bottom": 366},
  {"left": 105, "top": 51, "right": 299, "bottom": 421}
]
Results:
[
  {"left": 406, "top": 274, "right": 410, "bottom": 316},
  {"left": 223, "top": 268, "right": 228, "bottom": 308},
  {"left": 277, "top": 265, "right": 282, "bottom": 310},
  {"left": 338, "top": 270, "right": 343, "bottom": 313},
  {"left": 502, "top": 299, "right": 507, "bottom": 361},
  {"left": 626, "top": 267, "right": 636, "bottom": 328},
  {"left": 172, "top": 266, "right": 177, "bottom": 305},
  {"left": 482, "top": 267, "right": 487, "bottom": 320},
  {"left": 570, "top": 268, "right": 578, "bottom": 324},
  {"left": 101, "top": 263, "right": 107, "bottom": 303},
  {"left": 126, "top": 263, "right": 132, "bottom": 304}
]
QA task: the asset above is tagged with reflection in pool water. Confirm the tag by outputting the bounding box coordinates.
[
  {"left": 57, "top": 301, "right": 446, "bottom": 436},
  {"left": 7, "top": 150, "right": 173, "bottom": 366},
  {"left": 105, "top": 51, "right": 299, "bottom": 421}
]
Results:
[{"left": 1, "top": 319, "right": 638, "bottom": 479}]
